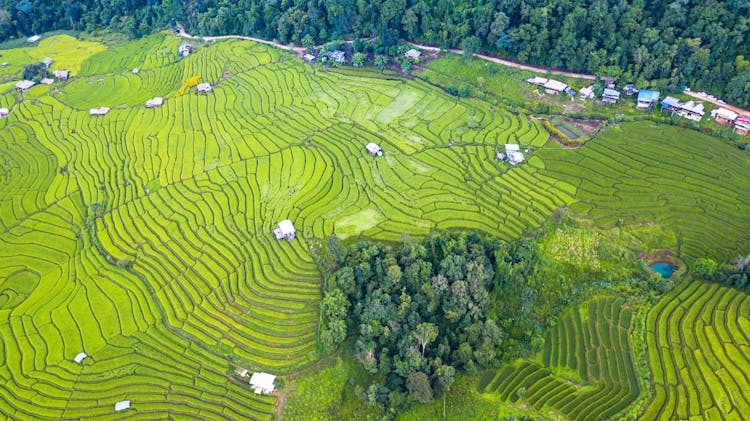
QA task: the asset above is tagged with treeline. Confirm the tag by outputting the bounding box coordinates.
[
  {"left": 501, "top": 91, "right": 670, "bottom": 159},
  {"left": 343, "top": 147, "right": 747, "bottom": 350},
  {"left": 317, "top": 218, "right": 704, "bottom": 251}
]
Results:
[{"left": 1, "top": 1, "right": 749, "bottom": 106}]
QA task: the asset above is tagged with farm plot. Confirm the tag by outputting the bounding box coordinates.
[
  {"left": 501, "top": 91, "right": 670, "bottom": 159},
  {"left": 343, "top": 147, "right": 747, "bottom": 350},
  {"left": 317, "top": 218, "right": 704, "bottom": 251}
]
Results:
[
  {"left": 479, "top": 297, "right": 639, "bottom": 420},
  {"left": 0, "top": 35, "right": 573, "bottom": 418},
  {"left": 642, "top": 280, "right": 750, "bottom": 420},
  {"left": 537, "top": 122, "right": 750, "bottom": 261}
]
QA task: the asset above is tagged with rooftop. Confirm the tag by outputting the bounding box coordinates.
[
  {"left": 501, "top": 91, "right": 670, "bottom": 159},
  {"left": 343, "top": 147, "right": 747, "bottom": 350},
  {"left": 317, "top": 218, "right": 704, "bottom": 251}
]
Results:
[
  {"left": 250, "top": 372, "right": 276, "bottom": 392},
  {"left": 16, "top": 80, "right": 36, "bottom": 90},
  {"left": 543, "top": 79, "right": 567, "bottom": 92},
  {"left": 637, "top": 90, "right": 660, "bottom": 102}
]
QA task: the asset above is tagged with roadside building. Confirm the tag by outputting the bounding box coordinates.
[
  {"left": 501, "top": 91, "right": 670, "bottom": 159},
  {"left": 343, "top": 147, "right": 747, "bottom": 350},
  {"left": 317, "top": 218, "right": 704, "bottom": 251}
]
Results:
[
  {"left": 526, "top": 76, "right": 548, "bottom": 87},
  {"left": 678, "top": 101, "right": 705, "bottom": 121},
  {"left": 636, "top": 90, "right": 660, "bottom": 109},
  {"left": 623, "top": 84, "right": 637, "bottom": 96},
  {"left": 27, "top": 35, "right": 41, "bottom": 43},
  {"left": 734, "top": 116, "right": 750, "bottom": 135},
  {"left": 711, "top": 108, "right": 738, "bottom": 125},
  {"left": 326, "top": 50, "right": 346, "bottom": 63},
  {"left": 602, "top": 88, "right": 621, "bottom": 104},
  {"left": 661, "top": 96, "right": 682, "bottom": 111},
  {"left": 404, "top": 49, "right": 422, "bottom": 60},
  {"left": 579, "top": 86, "right": 594, "bottom": 99},
  {"left": 542, "top": 79, "right": 567, "bottom": 95}
]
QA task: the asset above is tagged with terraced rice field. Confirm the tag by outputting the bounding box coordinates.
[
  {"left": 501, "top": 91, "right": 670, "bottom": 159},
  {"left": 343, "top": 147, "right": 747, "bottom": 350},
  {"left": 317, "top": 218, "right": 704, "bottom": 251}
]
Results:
[
  {"left": 537, "top": 123, "right": 750, "bottom": 260},
  {"left": 0, "top": 34, "right": 571, "bottom": 418},
  {"left": 479, "top": 297, "right": 639, "bottom": 420},
  {"left": 2, "top": 32, "right": 750, "bottom": 419},
  {"left": 643, "top": 281, "right": 750, "bottom": 420}
]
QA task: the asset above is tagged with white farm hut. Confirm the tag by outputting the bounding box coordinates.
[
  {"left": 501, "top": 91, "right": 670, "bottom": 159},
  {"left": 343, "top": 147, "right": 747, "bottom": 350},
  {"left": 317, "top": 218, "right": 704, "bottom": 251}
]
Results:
[
  {"left": 74, "top": 352, "right": 88, "bottom": 364},
  {"left": 114, "top": 400, "right": 131, "bottom": 412},
  {"left": 366, "top": 142, "right": 383, "bottom": 156},
  {"left": 404, "top": 49, "right": 422, "bottom": 60},
  {"left": 249, "top": 372, "right": 276, "bottom": 395},
  {"left": 40, "top": 78, "right": 54, "bottom": 85},
  {"left": 43, "top": 57, "right": 53, "bottom": 67},
  {"left": 53, "top": 70, "right": 69, "bottom": 80},
  {"left": 27, "top": 35, "right": 41, "bottom": 43},
  {"left": 16, "top": 80, "right": 36, "bottom": 91},
  {"left": 274, "top": 220, "right": 296, "bottom": 241},
  {"left": 146, "top": 97, "right": 163, "bottom": 108},
  {"left": 0, "top": 108, "right": 9, "bottom": 117},
  {"left": 197, "top": 83, "right": 212, "bottom": 94},
  {"left": 505, "top": 144, "right": 524, "bottom": 165},
  {"left": 90, "top": 107, "right": 110, "bottom": 116}
]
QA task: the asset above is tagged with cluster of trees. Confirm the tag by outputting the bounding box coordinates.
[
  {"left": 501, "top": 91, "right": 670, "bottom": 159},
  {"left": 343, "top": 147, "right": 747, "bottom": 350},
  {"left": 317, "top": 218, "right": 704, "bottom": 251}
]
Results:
[
  {"left": 693, "top": 255, "right": 750, "bottom": 292},
  {"left": 1, "top": 1, "right": 748, "bottom": 106},
  {"left": 319, "top": 232, "right": 504, "bottom": 408},
  {"left": 21, "top": 61, "right": 47, "bottom": 80}
]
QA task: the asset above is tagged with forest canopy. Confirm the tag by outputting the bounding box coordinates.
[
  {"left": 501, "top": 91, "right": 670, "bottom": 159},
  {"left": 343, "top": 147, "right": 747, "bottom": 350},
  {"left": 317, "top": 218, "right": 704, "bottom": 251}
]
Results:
[{"left": 0, "top": 1, "right": 749, "bottom": 106}]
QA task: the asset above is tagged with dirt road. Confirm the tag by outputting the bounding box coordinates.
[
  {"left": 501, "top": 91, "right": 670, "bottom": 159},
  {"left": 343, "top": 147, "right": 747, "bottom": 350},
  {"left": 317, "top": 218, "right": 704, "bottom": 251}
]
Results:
[
  {"left": 177, "top": 30, "right": 305, "bottom": 57},
  {"left": 410, "top": 43, "right": 597, "bottom": 80},
  {"left": 683, "top": 91, "right": 749, "bottom": 116}
]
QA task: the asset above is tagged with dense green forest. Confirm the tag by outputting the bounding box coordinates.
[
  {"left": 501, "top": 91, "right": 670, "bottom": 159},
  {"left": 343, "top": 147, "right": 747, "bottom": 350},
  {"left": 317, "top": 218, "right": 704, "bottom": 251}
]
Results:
[{"left": 1, "top": 1, "right": 749, "bottom": 106}]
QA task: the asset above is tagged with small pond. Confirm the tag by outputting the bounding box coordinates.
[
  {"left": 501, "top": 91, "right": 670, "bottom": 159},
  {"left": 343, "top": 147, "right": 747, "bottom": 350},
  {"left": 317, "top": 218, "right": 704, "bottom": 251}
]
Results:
[{"left": 651, "top": 262, "right": 676, "bottom": 278}]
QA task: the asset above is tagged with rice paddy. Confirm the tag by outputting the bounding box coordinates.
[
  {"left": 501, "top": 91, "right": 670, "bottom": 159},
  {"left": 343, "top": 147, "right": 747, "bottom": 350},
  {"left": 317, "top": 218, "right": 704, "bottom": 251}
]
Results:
[{"left": 1, "top": 33, "right": 749, "bottom": 419}]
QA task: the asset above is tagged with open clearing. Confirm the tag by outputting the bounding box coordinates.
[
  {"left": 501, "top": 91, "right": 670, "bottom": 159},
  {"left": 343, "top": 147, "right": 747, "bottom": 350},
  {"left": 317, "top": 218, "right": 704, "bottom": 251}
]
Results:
[{"left": 1, "top": 33, "right": 750, "bottom": 419}]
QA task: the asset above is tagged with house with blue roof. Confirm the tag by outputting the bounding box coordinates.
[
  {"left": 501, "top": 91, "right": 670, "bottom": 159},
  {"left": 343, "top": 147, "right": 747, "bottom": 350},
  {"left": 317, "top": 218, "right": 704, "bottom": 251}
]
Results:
[{"left": 637, "top": 90, "right": 660, "bottom": 109}]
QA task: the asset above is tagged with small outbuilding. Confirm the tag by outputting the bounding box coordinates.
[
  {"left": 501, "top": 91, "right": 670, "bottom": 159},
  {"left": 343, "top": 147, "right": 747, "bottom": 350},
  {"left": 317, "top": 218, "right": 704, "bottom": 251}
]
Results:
[
  {"left": 249, "top": 372, "right": 276, "bottom": 395},
  {"left": 74, "top": 352, "right": 88, "bottom": 364},
  {"left": 89, "top": 107, "right": 110, "bottom": 116},
  {"left": 579, "top": 86, "right": 594, "bottom": 100},
  {"left": 404, "top": 49, "right": 422, "bottom": 60},
  {"left": 132, "top": 68, "right": 140, "bottom": 74},
  {"left": 303, "top": 54, "right": 316, "bottom": 62},
  {"left": 178, "top": 44, "right": 192, "bottom": 57},
  {"left": 623, "top": 84, "right": 637, "bottom": 96},
  {"left": 326, "top": 50, "right": 346, "bottom": 63},
  {"left": 711, "top": 107, "right": 738, "bottom": 125},
  {"left": 0, "top": 108, "right": 9, "bottom": 117},
  {"left": 602, "top": 88, "right": 620, "bottom": 104},
  {"left": 542, "top": 79, "right": 567, "bottom": 95},
  {"left": 636, "top": 90, "right": 660, "bottom": 109},
  {"left": 366, "top": 142, "right": 383, "bottom": 156},
  {"left": 43, "top": 57, "right": 53, "bottom": 67},
  {"left": 508, "top": 151, "right": 525, "bottom": 165},
  {"left": 53, "top": 70, "right": 69, "bottom": 80},
  {"left": 114, "top": 400, "right": 131, "bottom": 412},
  {"left": 146, "top": 97, "right": 164, "bottom": 108},
  {"left": 526, "top": 76, "right": 548, "bottom": 86},
  {"left": 1, "top": 62, "right": 8, "bottom": 68},
  {"left": 273, "top": 220, "right": 296, "bottom": 241},
  {"left": 197, "top": 83, "right": 212, "bottom": 94},
  {"left": 40, "top": 77, "right": 54, "bottom": 85},
  {"left": 27, "top": 35, "right": 41, "bottom": 43},
  {"left": 661, "top": 96, "right": 681, "bottom": 111},
  {"left": 733, "top": 115, "right": 750, "bottom": 135},
  {"left": 235, "top": 368, "right": 249, "bottom": 378},
  {"left": 16, "top": 80, "right": 36, "bottom": 91}
]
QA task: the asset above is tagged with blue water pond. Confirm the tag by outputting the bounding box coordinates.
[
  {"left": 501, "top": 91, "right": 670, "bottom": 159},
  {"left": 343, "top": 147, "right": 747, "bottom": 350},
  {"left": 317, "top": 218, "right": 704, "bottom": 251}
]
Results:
[{"left": 651, "top": 262, "right": 676, "bottom": 278}]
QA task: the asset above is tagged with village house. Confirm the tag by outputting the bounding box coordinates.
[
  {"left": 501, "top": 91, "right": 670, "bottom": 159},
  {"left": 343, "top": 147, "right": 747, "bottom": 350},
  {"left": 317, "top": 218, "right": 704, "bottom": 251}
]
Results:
[
  {"left": 636, "top": 90, "right": 660, "bottom": 109},
  {"left": 623, "top": 84, "right": 637, "bottom": 96},
  {"left": 1, "top": 62, "right": 8, "bottom": 67},
  {"left": 678, "top": 101, "right": 705, "bottom": 121},
  {"left": 53, "top": 70, "right": 69, "bottom": 80},
  {"left": 197, "top": 83, "right": 212, "bottom": 94},
  {"left": 734, "top": 116, "right": 750, "bottom": 136},
  {"left": 146, "top": 97, "right": 164, "bottom": 108},
  {"left": 366, "top": 142, "right": 383, "bottom": 156},
  {"left": 661, "top": 96, "right": 681, "bottom": 111},
  {"left": 89, "top": 107, "right": 110, "bottom": 116},
  {"left": 42, "top": 57, "right": 53, "bottom": 67},
  {"left": 235, "top": 368, "right": 249, "bottom": 378},
  {"left": 602, "top": 88, "right": 621, "bottom": 104},
  {"left": 303, "top": 54, "right": 316, "bottom": 62},
  {"left": 0, "top": 108, "right": 9, "bottom": 117},
  {"left": 326, "top": 50, "right": 346, "bottom": 63},
  {"left": 404, "top": 49, "right": 422, "bottom": 60},
  {"left": 16, "top": 80, "right": 36, "bottom": 91},
  {"left": 27, "top": 35, "right": 40, "bottom": 43},
  {"left": 711, "top": 108, "right": 738, "bottom": 125},
  {"left": 249, "top": 372, "right": 276, "bottom": 395},
  {"left": 579, "top": 86, "right": 594, "bottom": 100},
  {"left": 132, "top": 68, "right": 139, "bottom": 74},
  {"left": 526, "top": 76, "right": 548, "bottom": 87},
  {"left": 40, "top": 77, "right": 54, "bottom": 85},
  {"left": 273, "top": 220, "right": 296, "bottom": 240},
  {"left": 178, "top": 44, "right": 191, "bottom": 57},
  {"left": 543, "top": 79, "right": 567, "bottom": 95},
  {"left": 505, "top": 144, "right": 524, "bottom": 165},
  {"left": 114, "top": 401, "right": 131, "bottom": 412},
  {"left": 74, "top": 352, "right": 88, "bottom": 364}
]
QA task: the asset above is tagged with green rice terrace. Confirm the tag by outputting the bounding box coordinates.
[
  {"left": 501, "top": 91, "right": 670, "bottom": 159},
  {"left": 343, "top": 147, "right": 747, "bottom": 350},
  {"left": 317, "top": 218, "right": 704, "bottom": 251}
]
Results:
[{"left": 1, "top": 32, "right": 750, "bottom": 420}]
